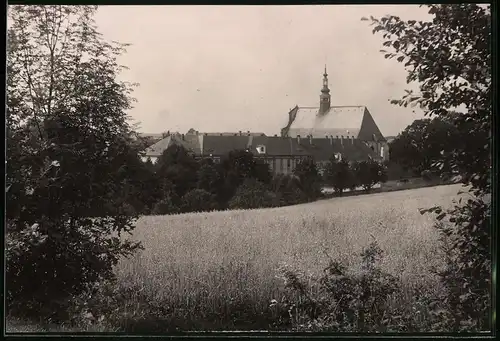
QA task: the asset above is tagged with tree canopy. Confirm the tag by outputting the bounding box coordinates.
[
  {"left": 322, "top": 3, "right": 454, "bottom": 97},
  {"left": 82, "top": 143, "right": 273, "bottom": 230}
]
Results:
[
  {"left": 364, "top": 4, "right": 491, "bottom": 331},
  {"left": 6, "top": 5, "right": 142, "bottom": 321},
  {"left": 389, "top": 117, "right": 460, "bottom": 176}
]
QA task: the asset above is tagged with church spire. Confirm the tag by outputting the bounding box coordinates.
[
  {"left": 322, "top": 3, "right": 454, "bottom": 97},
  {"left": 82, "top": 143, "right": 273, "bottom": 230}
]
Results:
[{"left": 319, "top": 65, "right": 331, "bottom": 115}]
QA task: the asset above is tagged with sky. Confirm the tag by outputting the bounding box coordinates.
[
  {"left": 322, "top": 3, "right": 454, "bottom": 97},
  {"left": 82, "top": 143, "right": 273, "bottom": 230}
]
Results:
[{"left": 94, "top": 5, "right": 433, "bottom": 137}]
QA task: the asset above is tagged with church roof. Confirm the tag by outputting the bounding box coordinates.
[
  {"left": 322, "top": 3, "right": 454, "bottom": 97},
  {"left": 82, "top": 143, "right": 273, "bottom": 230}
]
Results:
[{"left": 284, "top": 106, "right": 386, "bottom": 142}]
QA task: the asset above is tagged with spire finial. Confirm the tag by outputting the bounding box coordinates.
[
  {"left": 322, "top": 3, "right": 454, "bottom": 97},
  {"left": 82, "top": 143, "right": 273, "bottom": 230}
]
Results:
[{"left": 324, "top": 64, "right": 327, "bottom": 76}]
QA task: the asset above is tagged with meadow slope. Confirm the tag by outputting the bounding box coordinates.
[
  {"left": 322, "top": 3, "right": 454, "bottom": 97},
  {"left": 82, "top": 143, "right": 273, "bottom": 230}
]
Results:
[{"left": 113, "top": 184, "right": 464, "bottom": 330}]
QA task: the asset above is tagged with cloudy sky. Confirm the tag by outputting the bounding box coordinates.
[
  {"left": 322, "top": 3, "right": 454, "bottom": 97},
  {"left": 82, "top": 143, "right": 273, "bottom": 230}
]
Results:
[{"left": 94, "top": 5, "right": 432, "bottom": 137}]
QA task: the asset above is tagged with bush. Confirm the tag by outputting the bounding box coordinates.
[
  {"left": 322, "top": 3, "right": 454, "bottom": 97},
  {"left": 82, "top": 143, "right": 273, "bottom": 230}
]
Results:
[
  {"left": 352, "top": 160, "right": 387, "bottom": 192},
  {"left": 422, "top": 197, "right": 491, "bottom": 331},
  {"left": 181, "top": 189, "right": 218, "bottom": 213},
  {"left": 271, "top": 174, "right": 307, "bottom": 206},
  {"left": 421, "top": 170, "right": 433, "bottom": 182},
  {"left": 293, "top": 157, "right": 322, "bottom": 201},
  {"left": 323, "top": 157, "right": 355, "bottom": 196},
  {"left": 273, "top": 242, "right": 403, "bottom": 332},
  {"left": 152, "top": 193, "right": 179, "bottom": 215},
  {"left": 229, "top": 179, "right": 278, "bottom": 209}
]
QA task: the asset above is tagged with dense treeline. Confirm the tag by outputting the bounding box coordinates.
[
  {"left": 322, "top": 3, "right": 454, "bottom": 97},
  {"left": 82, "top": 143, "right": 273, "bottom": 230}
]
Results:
[{"left": 121, "top": 145, "right": 389, "bottom": 214}]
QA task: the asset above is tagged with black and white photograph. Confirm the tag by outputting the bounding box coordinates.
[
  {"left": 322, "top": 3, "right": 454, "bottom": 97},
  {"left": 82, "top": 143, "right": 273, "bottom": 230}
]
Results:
[{"left": 5, "top": 3, "right": 493, "bottom": 335}]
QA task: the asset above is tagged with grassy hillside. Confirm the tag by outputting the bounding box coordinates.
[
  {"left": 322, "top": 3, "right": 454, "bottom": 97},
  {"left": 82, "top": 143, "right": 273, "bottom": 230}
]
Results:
[{"left": 111, "top": 184, "right": 464, "bottom": 331}]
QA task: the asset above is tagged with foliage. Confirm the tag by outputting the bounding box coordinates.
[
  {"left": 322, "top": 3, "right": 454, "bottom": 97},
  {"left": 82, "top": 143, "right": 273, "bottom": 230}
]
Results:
[
  {"left": 389, "top": 118, "right": 459, "bottom": 176},
  {"left": 323, "top": 156, "right": 355, "bottom": 195},
  {"left": 156, "top": 145, "right": 199, "bottom": 198},
  {"left": 228, "top": 179, "right": 278, "bottom": 210},
  {"left": 219, "top": 150, "right": 272, "bottom": 203},
  {"left": 274, "top": 242, "right": 401, "bottom": 332},
  {"left": 293, "top": 157, "right": 322, "bottom": 200},
  {"left": 152, "top": 193, "right": 180, "bottom": 215},
  {"left": 196, "top": 160, "right": 222, "bottom": 193},
  {"left": 352, "top": 160, "right": 388, "bottom": 192},
  {"left": 6, "top": 5, "right": 143, "bottom": 322},
  {"left": 181, "top": 189, "right": 218, "bottom": 213},
  {"left": 271, "top": 174, "right": 307, "bottom": 206},
  {"left": 365, "top": 3, "right": 491, "bottom": 331}
]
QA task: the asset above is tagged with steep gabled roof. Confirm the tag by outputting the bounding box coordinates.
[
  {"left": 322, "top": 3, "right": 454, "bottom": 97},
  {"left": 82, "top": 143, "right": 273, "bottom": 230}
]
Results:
[
  {"left": 144, "top": 136, "right": 172, "bottom": 157},
  {"left": 283, "top": 106, "right": 386, "bottom": 142}
]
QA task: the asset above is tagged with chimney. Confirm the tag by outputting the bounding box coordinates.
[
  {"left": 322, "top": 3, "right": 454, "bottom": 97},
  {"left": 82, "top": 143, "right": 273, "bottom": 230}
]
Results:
[
  {"left": 297, "top": 135, "right": 301, "bottom": 144},
  {"left": 182, "top": 134, "right": 185, "bottom": 141},
  {"left": 341, "top": 135, "right": 344, "bottom": 146},
  {"left": 309, "top": 135, "right": 313, "bottom": 145},
  {"left": 204, "top": 133, "right": 208, "bottom": 136},
  {"left": 239, "top": 130, "right": 242, "bottom": 136},
  {"left": 351, "top": 135, "right": 354, "bottom": 144},
  {"left": 247, "top": 130, "right": 250, "bottom": 135},
  {"left": 329, "top": 135, "right": 333, "bottom": 145},
  {"left": 167, "top": 130, "right": 170, "bottom": 136},
  {"left": 274, "top": 134, "right": 277, "bottom": 137}
]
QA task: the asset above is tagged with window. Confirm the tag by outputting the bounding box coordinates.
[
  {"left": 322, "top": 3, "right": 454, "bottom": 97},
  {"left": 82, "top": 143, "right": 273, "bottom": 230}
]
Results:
[
  {"left": 380, "top": 146, "right": 384, "bottom": 158},
  {"left": 256, "top": 145, "right": 266, "bottom": 154}
]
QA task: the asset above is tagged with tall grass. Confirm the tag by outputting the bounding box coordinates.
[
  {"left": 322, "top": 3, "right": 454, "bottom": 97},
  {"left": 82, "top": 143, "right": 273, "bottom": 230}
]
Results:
[{"left": 112, "top": 184, "right": 463, "bottom": 331}]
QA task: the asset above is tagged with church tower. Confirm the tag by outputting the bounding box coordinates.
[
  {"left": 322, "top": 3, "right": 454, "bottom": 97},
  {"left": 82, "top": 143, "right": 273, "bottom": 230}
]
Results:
[{"left": 319, "top": 65, "right": 331, "bottom": 115}]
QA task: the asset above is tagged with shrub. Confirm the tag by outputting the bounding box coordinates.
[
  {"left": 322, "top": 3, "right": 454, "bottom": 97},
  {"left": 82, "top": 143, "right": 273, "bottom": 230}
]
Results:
[
  {"left": 323, "top": 157, "right": 355, "bottom": 196},
  {"left": 271, "top": 174, "right": 307, "bottom": 206},
  {"left": 353, "top": 160, "right": 387, "bottom": 192},
  {"left": 273, "top": 241, "right": 402, "bottom": 332},
  {"left": 229, "top": 179, "right": 278, "bottom": 209},
  {"left": 293, "top": 157, "right": 322, "bottom": 201},
  {"left": 152, "top": 193, "right": 179, "bottom": 215},
  {"left": 181, "top": 189, "right": 218, "bottom": 213},
  {"left": 422, "top": 197, "right": 491, "bottom": 331},
  {"left": 421, "top": 170, "right": 433, "bottom": 182}
]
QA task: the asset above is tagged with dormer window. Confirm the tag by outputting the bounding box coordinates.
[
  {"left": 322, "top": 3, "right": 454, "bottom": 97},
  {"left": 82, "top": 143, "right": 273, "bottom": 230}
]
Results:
[{"left": 256, "top": 145, "right": 266, "bottom": 154}]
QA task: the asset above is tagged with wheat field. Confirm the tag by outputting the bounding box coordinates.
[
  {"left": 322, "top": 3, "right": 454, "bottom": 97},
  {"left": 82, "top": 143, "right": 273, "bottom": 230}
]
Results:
[{"left": 115, "top": 184, "right": 464, "bottom": 330}]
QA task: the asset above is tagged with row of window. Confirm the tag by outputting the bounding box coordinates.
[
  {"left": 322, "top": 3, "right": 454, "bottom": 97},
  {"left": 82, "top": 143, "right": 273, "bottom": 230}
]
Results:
[{"left": 261, "top": 157, "right": 301, "bottom": 173}]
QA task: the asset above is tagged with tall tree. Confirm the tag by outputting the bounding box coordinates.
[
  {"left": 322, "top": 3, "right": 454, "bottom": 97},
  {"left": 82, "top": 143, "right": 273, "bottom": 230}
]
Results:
[
  {"left": 352, "top": 160, "right": 387, "bottom": 192},
  {"left": 219, "top": 150, "right": 271, "bottom": 203},
  {"left": 323, "top": 156, "right": 355, "bottom": 196},
  {"left": 364, "top": 4, "right": 491, "bottom": 331},
  {"left": 156, "top": 144, "right": 200, "bottom": 198},
  {"left": 6, "top": 5, "right": 141, "bottom": 321},
  {"left": 389, "top": 117, "right": 460, "bottom": 176},
  {"left": 293, "top": 157, "right": 322, "bottom": 200}
]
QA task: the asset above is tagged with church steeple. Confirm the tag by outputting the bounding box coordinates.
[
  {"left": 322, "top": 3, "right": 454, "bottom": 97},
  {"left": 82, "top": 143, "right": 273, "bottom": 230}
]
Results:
[{"left": 319, "top": 65, "right": 331, "bottom": 115}]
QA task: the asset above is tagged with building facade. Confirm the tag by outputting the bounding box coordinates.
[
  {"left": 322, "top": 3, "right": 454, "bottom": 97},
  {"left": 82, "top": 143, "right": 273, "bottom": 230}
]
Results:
[{"left": 142, "top": 130, "right": 380, "bottom": 176}]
